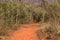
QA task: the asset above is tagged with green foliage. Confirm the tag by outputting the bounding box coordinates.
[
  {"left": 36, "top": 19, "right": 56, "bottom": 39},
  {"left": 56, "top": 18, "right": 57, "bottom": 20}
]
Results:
[{"left": 0, "top": 2, "right": 60, "bottom": 37}]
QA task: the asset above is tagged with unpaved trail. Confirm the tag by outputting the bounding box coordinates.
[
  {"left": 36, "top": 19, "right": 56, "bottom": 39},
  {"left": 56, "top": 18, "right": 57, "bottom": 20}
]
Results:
[{"left": 10, "top": 23, "right": 41, "bottom": 40}]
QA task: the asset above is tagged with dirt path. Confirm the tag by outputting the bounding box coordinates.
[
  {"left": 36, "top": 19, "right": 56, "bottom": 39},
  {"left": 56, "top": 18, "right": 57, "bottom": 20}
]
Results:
[{"left": 10, "top": 23, "right": 41, "bottom": 40}]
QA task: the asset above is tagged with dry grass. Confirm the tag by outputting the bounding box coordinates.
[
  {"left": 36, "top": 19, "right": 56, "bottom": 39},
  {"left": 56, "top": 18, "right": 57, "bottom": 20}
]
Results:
[
  {"left": 0, "top": 1, "right": 60, "bottom": 40},
  {"left": 36, "top": 22, "right": 60, "bottom": 40}
]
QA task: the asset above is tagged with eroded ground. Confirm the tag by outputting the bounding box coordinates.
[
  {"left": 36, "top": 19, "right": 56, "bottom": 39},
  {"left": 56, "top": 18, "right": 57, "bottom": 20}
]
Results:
[
  {"left": 9, "top": 23, "right": 60, "bottom": 40},
  {"left": 10, "top": 23, "right": 40, "bottom": 40}
]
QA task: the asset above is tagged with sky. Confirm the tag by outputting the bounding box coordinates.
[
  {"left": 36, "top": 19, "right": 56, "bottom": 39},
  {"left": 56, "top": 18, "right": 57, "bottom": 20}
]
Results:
[{"left": 2, "top": 0, "right": 56, "bottom": 2}]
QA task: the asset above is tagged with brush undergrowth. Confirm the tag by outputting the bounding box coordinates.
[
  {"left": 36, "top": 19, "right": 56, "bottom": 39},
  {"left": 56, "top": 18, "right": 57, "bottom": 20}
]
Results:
[{"left": 0, "top": 1, "right": 60, "bottom": 40}]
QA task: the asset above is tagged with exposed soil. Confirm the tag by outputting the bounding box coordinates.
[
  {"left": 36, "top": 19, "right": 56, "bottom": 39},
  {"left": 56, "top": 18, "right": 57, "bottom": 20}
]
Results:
[
  {"left": 9, "top": 23, "right": 60, "bottom": 40},
  {"left": 10, "top": 23, "right": 41, "bottom": 40}
]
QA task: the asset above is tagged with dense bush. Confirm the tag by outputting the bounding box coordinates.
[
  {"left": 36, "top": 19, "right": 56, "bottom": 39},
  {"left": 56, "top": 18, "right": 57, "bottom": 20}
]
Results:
[
  {"left": 0, "top": 2, "right": 43, "bottom": 36},
  {"left": 0, "top": 2, "right": 60, "bottom": 37}
]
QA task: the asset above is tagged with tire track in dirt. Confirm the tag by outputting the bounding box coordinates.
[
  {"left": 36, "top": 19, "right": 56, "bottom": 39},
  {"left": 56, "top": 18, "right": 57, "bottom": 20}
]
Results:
[{"left": 10, "top": 23, "right": 41, "bottom": 40}]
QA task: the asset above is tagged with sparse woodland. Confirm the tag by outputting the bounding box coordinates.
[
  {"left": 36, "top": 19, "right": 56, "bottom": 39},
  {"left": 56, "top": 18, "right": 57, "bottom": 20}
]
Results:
[{"left": 0, "top": 0, "right": 60, "bottom": 40}]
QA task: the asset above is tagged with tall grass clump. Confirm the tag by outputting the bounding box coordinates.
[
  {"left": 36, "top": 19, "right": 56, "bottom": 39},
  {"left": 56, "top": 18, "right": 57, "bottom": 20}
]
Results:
[{"left": 36, "top": 0, "right": 60, "bottom": 40}]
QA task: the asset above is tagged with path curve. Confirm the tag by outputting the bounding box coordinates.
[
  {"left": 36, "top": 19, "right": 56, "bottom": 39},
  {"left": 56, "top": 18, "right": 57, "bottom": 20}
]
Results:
[{"left": 10, "top": 23, "right": 41, "bottom": 40}]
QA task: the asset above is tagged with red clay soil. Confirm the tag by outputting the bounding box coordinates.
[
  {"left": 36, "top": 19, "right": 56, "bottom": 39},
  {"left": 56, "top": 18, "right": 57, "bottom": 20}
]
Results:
[{"left": 10, "top": 23, "right": 41, "bottom": 40}]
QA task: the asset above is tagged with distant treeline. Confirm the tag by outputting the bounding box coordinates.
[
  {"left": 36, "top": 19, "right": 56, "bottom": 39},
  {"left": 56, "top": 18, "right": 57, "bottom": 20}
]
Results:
[{"left": 0, "top": 2, "right": 60, "bottom": 26}]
